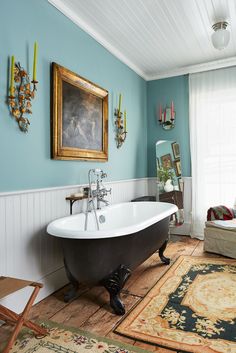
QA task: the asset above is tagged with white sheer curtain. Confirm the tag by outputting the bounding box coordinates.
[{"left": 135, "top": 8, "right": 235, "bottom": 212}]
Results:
[{"left": 189, "top": 67, "right": 236, "bottom": 239}]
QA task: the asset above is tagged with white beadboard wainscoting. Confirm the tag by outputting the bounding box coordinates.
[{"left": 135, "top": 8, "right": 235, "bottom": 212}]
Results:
[
  {"left": 0, "top": 177, "right": 152, "bottom": 312},
  {"left": 170, "top": 177, "right": 192, "bottom": 236},
  {"left": 0, "top": 176, "right": 191, "bottom": 313},
  {"left": 149, "top": 177, "right": 192, "bottom": 236}
]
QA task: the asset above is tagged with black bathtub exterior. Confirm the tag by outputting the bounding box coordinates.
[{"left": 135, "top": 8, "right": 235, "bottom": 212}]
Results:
[{"left": 61, "top": 215, "right": 171, "bottom": 315}]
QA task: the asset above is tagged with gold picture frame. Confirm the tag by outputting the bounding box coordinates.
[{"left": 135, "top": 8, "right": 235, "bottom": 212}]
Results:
[
  {"left": 174, "top": 159, "right": 182, "bottom": 177},
  {"left": 52, "top": 63, "right": 108, "bottom": 161},
  {"left": 171, "top": 142, "right": 180, "bottom": 159}
]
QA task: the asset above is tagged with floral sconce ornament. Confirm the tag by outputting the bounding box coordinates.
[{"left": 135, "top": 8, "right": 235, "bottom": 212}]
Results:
[
  {"left": 8, "top": 42, "right": 38, "bottom": 133},
  {"left": 114, "top": 93, "right": 127, "bottom": 148}
]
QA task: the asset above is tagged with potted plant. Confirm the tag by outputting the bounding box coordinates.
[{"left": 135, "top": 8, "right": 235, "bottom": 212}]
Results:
[{"left": 157, "top": 167, "right": 175, "bottom": 192}]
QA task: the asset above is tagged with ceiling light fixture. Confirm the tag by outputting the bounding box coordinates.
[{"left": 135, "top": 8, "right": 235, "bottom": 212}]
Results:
[{"left": 211, "top": 21, "right": 230, "bottom": 50}]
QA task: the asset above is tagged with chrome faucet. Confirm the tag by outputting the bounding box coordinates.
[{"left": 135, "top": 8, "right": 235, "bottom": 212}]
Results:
[
  {"left": 93, "top": 170, "right": 111, "bottom": 209},
  {"left": 84, "top": 169, "right": 111, "bottom": 231}
]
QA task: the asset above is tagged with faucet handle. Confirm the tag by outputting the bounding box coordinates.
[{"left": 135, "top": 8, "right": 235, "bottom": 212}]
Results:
[
  {"left": 99, "top": 187, "right": 111, "bottom": 197},
  {"left": 101, "top": 172, "right": 107, "bottom": 179}
]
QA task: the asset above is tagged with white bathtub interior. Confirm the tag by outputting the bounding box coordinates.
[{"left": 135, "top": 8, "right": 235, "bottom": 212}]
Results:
[{"left": 47, "top": 202, "right": 178, "bottom": 239}]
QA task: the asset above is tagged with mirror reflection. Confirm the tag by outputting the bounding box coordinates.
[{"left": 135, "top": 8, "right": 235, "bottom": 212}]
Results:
[{"left": 156, "top": 140, "right": 184, "bottom": 225}]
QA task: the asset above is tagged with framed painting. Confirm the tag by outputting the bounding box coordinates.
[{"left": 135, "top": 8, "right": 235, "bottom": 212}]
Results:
[
  {"left": 161, "top": 154, "right": 173, "bottom": 169},
  {"left": 174, "top": 159, "right": 182, "bottom": 177},
  {"left": 172, "top": 142, "right": 180, "bottom": 159},
  {"left": 51, "top": 63, "right": 108, "bottom": 161}
]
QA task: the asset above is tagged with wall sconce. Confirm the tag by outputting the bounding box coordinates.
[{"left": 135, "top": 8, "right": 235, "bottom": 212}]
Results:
[
  {"left": 8, "top": 42, "right": 38, "bottom": 133},
  {"left": 158, "top": 101, "right": 175, "bottom": 130},
  {"left": 114, "top": 94, "right": 127, "bottom": 148}
]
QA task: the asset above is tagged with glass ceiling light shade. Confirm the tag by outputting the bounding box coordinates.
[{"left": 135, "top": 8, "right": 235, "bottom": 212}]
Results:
[{"left": 211, "top": 21, "right": 230, "bottom": 50}]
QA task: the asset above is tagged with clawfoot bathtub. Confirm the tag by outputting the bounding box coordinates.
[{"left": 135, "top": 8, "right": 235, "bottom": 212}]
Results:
[{"left": 47, "top": 201, "right": 177, "bottom": 315}]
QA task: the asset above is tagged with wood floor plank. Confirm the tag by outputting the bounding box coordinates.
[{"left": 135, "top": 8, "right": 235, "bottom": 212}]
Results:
[
  {"left": 80, "top": 293, "right": 140, "bottom": 335},
  {"left": 191, "top": 239, "right": 206, "bottom": 256},
  {"left": 29, "top": 283, "right": 89, "bottom": 321},
  {"left": 125, "top": 261, "right": 171, "bottom": 298},
  {"left": 167, "top": 235, "right": 199, "bottom": 255},
  {"left": 123, "top": 255, "right": 160, "bottom": 294},
  {"left": 191, "top": 239, "right": 221, "bottom": 258},
  {"left": 51, "top": 286, "right": 108, "bottom": 327},
  {"left": 29, "top": 285, "right": 69, "bottom": 321},
  {"left": 125, "top": 236, "right": 199, "bottom": 297},
  {"left": 124, "top": 238, "right": 182, "bottom": 294}
]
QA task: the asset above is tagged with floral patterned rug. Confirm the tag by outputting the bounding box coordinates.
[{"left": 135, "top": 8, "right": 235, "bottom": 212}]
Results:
[
  {"left": 115, "top": 255, "right": 236, "bottom": 353},
  {"left": 4, "top": 320, "right": 149, "bottom": 353}
]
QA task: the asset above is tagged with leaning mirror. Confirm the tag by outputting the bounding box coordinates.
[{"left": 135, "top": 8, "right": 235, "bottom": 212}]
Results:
[{"left": 156, "top": 140, "right": 184, "bottom": 226}]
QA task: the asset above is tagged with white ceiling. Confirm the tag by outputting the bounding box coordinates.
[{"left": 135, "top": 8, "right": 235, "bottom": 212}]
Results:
[{"left": 49, "top": 0, "right": 236, "bottom": 80}]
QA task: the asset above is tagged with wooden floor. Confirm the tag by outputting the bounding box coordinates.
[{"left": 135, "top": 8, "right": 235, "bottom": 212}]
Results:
[{"left": 0, "top": 236, "right": 221, "bottom": 352}]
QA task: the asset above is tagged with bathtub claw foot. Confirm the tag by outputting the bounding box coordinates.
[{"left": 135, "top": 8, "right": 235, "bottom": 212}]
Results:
[
  {"left": 110, "top": 295, "right": 125, "bottom": 315},
  {"left": 159, "top": 240, "right": 170, "bottom": 265},
  {"left": 101, "top": 265, "right": 131, "bottom": 315},
  {"left": 160, "top": 255, "right": 170, "bottom": 265},
  {"left": 64, "top": 285, "right": 78, "bottom": 303}
]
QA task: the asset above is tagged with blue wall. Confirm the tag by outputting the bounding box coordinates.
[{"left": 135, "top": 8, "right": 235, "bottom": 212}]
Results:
[
  {"left": 147, "top": 75, "right": 191, "bottom": 177},
  {"left": 0, "top": 1, "right": 192, "bottom": 193},
  {"left": 0, "top": 0, "right": 147, "bottom": 192}
]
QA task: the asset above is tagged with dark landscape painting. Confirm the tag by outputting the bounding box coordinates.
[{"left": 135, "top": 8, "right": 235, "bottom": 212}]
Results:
[{"left": 62, "top": 81, "right": 103, "bottom": 151}]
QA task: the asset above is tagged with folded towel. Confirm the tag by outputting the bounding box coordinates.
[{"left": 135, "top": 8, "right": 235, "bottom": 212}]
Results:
[{"left": 207, "top": 205, "right": 234, "bottom": 221}]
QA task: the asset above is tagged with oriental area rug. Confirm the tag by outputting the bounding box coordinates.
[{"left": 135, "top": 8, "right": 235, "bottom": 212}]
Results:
[
  {"left": 115, "top": 255, "right": 236, "bottom": 353},
  {"left": 5, "top": 321, "right": 148, "bottom": 353}
]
